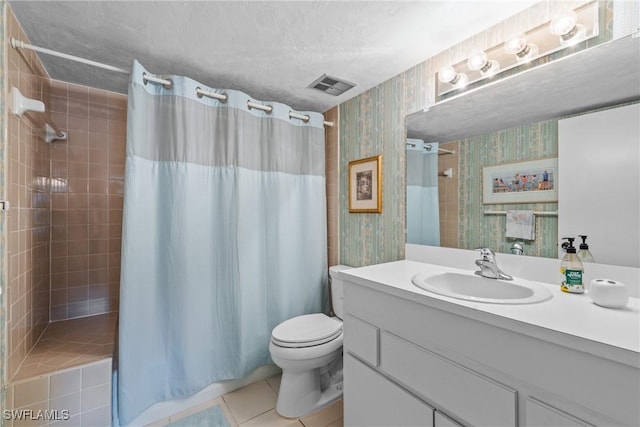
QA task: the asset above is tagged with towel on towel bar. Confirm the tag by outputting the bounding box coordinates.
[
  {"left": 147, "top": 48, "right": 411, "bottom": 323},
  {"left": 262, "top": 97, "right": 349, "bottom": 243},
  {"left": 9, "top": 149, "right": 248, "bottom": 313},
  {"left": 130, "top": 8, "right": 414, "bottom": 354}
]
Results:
[{"left": 506, "top": 210, "right": 535, "bottom": 240}]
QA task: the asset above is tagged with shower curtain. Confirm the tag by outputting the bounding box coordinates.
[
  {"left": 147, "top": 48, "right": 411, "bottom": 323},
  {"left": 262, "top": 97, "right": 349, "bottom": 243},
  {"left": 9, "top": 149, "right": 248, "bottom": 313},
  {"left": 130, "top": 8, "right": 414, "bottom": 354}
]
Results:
[
  {"left": 406, "top": 139, "right": 440, "bottom": 246},
  {"left": 117, "top": 61, "right": 328, "bottom": 425}
]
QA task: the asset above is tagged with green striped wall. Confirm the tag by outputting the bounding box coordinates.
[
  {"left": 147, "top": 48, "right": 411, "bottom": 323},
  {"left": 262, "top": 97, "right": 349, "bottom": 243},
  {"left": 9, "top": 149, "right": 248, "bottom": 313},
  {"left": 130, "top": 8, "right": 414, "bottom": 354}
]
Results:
[{"left": 339, "top": 63, "right": 430, "bottom": 267}]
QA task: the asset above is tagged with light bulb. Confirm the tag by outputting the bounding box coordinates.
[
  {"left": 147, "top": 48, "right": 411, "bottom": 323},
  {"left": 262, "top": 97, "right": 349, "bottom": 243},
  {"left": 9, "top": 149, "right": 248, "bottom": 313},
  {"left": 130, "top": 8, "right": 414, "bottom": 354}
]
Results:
[
  {"left": 550, "top": 10, "right": 586, "bottom": 45},
  {"left": 467, "top": 51, "right": 500, "bottom": 76},
  {"left": 438, "top": 65, "right": 468, "bottom": 89},
  {"left": 504, "top": 35, "right": 538, "bottom": 62},
  {"left": 550, "top": 11, "right": 578, "bottom": 36},
  {"left": 504, "top": 35, "right": 528, "bottom": 55},
  {"left": 438, "top": 66, "right": 457, "bottom": 84},
  {"left": 467, "top": 51, "right": 489, "bottom": 71}
]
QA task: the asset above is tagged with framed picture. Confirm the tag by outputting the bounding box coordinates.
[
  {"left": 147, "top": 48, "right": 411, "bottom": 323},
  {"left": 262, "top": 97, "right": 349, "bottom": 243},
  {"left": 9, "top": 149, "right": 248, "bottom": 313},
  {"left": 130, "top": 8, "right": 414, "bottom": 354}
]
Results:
[
  {"left": 349, "top": 155, "right": 382, "bottom": 213},
  {"left": 482, "top": 157, "right": 558, "bottom": 204}
]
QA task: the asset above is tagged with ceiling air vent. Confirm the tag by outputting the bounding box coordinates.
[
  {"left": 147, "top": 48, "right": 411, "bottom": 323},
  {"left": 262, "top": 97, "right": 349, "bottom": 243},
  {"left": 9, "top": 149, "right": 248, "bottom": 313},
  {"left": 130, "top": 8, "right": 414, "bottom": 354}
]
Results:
[{"left": 308, "top": 74, "right": 355, "bottom": 96}]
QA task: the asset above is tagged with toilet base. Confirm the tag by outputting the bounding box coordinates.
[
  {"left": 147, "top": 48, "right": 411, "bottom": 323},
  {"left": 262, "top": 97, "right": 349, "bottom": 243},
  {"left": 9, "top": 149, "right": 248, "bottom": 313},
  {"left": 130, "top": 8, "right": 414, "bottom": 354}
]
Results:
[{"left": 275, "top": 364, "right": 343, "bottom": 418}]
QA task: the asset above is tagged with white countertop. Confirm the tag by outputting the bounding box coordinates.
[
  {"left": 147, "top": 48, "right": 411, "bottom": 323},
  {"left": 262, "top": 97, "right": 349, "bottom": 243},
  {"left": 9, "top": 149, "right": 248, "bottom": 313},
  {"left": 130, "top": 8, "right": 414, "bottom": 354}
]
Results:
[{"left": 340, "top": 260, "right": 640, "bottom": 368}]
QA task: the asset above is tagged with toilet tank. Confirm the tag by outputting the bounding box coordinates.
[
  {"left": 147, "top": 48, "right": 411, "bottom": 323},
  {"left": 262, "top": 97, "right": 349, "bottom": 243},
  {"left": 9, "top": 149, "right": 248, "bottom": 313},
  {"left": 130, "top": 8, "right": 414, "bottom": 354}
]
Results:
[{"left": 329, "top": 265, "right": 353, "bottom": 319}]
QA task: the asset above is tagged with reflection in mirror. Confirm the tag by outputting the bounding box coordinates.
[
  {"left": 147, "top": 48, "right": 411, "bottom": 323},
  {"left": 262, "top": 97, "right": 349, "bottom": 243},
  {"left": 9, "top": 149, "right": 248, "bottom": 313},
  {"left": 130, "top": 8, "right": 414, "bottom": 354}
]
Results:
[
  {"left": 405, "top": 35, "right": 640, "bottom": 267},
  {"left": 406, "top": 139, "right": 459, "bottom": 248},
  {"left": 406, "top": 140, "right": 440, "bottom": 247},
  {"left": 407, "top": 120, "right": 559, "bottom": 259}
]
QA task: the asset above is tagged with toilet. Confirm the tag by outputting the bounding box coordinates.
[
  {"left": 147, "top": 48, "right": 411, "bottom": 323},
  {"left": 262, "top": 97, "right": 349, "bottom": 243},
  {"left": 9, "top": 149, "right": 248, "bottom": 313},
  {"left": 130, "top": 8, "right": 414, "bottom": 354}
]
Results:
[{"left": 269, "top": 265, "right": 352, "bottom": 418}]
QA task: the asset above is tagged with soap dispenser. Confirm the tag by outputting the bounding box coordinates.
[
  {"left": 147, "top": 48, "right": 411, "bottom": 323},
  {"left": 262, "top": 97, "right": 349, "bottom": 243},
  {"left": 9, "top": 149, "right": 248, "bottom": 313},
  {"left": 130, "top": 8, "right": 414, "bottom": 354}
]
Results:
[
  {"left": 577, "top": 235, "right": 595, "bottom": 263},
  {"left": 560, "top": 237, "right": 584, "bottom": 294}
]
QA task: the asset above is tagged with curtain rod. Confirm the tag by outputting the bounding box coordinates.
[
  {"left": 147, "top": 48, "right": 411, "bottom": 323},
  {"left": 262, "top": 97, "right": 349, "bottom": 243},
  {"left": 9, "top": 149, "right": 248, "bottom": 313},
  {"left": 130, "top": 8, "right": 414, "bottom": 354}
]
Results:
[
  {"left": 11, "top": 38, "right": 334, "bottom": 128},
  {"left": 484, "top": 210, "right": 558, "bottom": 216},
  {"left": 406, "top": 142, "right": 455, "bottom": 155},
  {"left": 436, "top": 147, "right": 455, "bottom": 155},
  {"left": 11, "top": 38, "right": 130, "bottom": 74}
]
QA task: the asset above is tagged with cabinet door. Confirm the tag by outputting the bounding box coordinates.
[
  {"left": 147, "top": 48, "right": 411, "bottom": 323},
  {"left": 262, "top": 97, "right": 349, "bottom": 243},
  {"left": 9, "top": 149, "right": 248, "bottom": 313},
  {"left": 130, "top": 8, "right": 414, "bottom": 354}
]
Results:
[
  {"left": 380, "top": 332, "right": 517, "bottom": 426},
  {"left": 344, "top": 314, "right": 380, "bottom": 366},
  {"left": 526, "top": 397, "right": 594, "bottom": 427},
  {"left": 345, "top": 354, "right": 434, "bottom": 427}
]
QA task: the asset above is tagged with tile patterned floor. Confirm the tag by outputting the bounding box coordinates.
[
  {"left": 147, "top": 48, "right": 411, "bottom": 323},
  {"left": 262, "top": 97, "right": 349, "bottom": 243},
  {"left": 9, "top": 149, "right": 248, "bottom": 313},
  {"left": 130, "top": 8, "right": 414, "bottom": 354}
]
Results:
[
  {"left": 13, "top": 312, "right": 117, "bottom": 381},
  {"left": 152, "top": 374, "right": 344, "bottom": 427}
]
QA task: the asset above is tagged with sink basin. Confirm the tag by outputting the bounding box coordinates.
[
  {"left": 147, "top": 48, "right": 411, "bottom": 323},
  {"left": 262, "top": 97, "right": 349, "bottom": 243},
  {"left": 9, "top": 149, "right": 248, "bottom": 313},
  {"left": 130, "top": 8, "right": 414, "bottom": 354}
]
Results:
[{"left": 412, "top": 271, "right": 553, "bottom": 304}]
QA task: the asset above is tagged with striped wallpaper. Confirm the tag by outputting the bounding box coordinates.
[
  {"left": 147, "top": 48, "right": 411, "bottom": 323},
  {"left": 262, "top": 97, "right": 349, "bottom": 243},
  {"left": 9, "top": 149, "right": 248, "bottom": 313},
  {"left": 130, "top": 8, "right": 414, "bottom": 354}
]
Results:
[{"left": 339, "top": 65, "right": 429, "bottom": 267}]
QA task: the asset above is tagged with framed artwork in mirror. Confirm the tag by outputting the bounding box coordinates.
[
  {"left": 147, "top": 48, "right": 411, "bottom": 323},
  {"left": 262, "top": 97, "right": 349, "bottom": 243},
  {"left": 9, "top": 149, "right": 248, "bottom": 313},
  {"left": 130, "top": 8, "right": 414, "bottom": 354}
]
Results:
[
  {"left": 483, "top": 157, "right": 558, "bottom": 204},
  {"left": 349, "top": 155, "right": 382, "bottom": 213}
]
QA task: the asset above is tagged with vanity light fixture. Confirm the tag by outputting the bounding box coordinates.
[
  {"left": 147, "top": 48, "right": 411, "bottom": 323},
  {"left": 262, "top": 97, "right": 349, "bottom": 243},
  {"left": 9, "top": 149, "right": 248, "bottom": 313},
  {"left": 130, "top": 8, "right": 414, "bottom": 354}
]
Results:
[
  {"left": 467, "top": 51, "right": 500, "bottom": 76},
  {"left": 435, "top": 0, "right": 599, "bottom": 99},
  {"left": 437, "top": 65, "right": 469, "bottom": 89},
  {"left": 550, "top": 10, "right": 587, "bottom": 46},
  {"left": 504, "top": 35, "right": 539, "bottom": 62}
]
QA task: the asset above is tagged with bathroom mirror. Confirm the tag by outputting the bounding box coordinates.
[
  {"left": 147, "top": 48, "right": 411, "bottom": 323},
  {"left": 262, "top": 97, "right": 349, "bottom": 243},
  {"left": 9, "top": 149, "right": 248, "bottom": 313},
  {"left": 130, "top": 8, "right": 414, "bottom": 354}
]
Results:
[{"left": 405, "top": 35, "right": 640, "bottom": 266}]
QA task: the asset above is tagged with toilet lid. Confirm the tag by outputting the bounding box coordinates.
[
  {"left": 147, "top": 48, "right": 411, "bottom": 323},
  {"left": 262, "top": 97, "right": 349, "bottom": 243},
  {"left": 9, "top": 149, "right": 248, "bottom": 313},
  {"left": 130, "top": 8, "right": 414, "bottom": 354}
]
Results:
[{"left": 272, "top": 313, "right": 342, "bottom": 345}]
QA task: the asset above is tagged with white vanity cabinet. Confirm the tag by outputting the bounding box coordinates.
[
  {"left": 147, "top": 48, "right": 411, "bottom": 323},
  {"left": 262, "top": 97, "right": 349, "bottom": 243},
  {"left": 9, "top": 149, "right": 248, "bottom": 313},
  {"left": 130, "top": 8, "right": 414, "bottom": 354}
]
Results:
[{"left": 342, "top": 269, "right": 640, "bottom": 427}]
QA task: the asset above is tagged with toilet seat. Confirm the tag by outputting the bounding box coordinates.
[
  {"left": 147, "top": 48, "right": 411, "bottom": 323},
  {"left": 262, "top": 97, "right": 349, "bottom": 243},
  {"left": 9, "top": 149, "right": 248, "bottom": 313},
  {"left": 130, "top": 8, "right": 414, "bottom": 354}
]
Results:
[{"left": 272, "top": 313, "right": 342, "bottom": 348}]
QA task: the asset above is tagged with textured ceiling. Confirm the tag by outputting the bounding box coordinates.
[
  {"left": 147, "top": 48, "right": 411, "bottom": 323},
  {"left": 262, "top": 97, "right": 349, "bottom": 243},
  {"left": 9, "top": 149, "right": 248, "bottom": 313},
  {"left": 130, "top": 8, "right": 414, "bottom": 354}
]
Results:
[{"left": 9, "top": 1, "right": 538, "bottom": 112}]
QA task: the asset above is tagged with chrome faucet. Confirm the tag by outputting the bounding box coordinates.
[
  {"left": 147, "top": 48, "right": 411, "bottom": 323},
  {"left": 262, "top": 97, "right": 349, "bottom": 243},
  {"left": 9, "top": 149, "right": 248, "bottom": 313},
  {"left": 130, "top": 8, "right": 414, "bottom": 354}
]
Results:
[
  {"left": 510, "top": 241, "right": 524, "bottom": 255},
  {"left": 475, "top": 248, "right": 513, "bottom": 280}
]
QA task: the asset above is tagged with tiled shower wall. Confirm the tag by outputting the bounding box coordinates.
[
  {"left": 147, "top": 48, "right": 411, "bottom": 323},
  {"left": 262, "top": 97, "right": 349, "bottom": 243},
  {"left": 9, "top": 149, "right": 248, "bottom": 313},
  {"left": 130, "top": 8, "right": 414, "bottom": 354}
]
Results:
[
  {"left": 437, "top": 141, "right": 459, "bottom": 248},
  {"left": 3, "top": 3, "right": 126, "bottom": 384},
  {"left": 47, "top": 81, "right": 126, "bottom": 321},
  {"left": 5, "top": 3, "right": 52, "bottom": 381}
]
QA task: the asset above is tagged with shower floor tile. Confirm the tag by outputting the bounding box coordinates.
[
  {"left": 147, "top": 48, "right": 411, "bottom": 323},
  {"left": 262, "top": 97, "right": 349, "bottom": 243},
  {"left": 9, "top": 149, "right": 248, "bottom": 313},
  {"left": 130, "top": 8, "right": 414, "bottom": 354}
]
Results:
[
  {"left": 13, "top": 312, "right": 117, "bottom": 381},
  {"left": 160, "top": 374, "right": 344, "bottom": 427}
]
